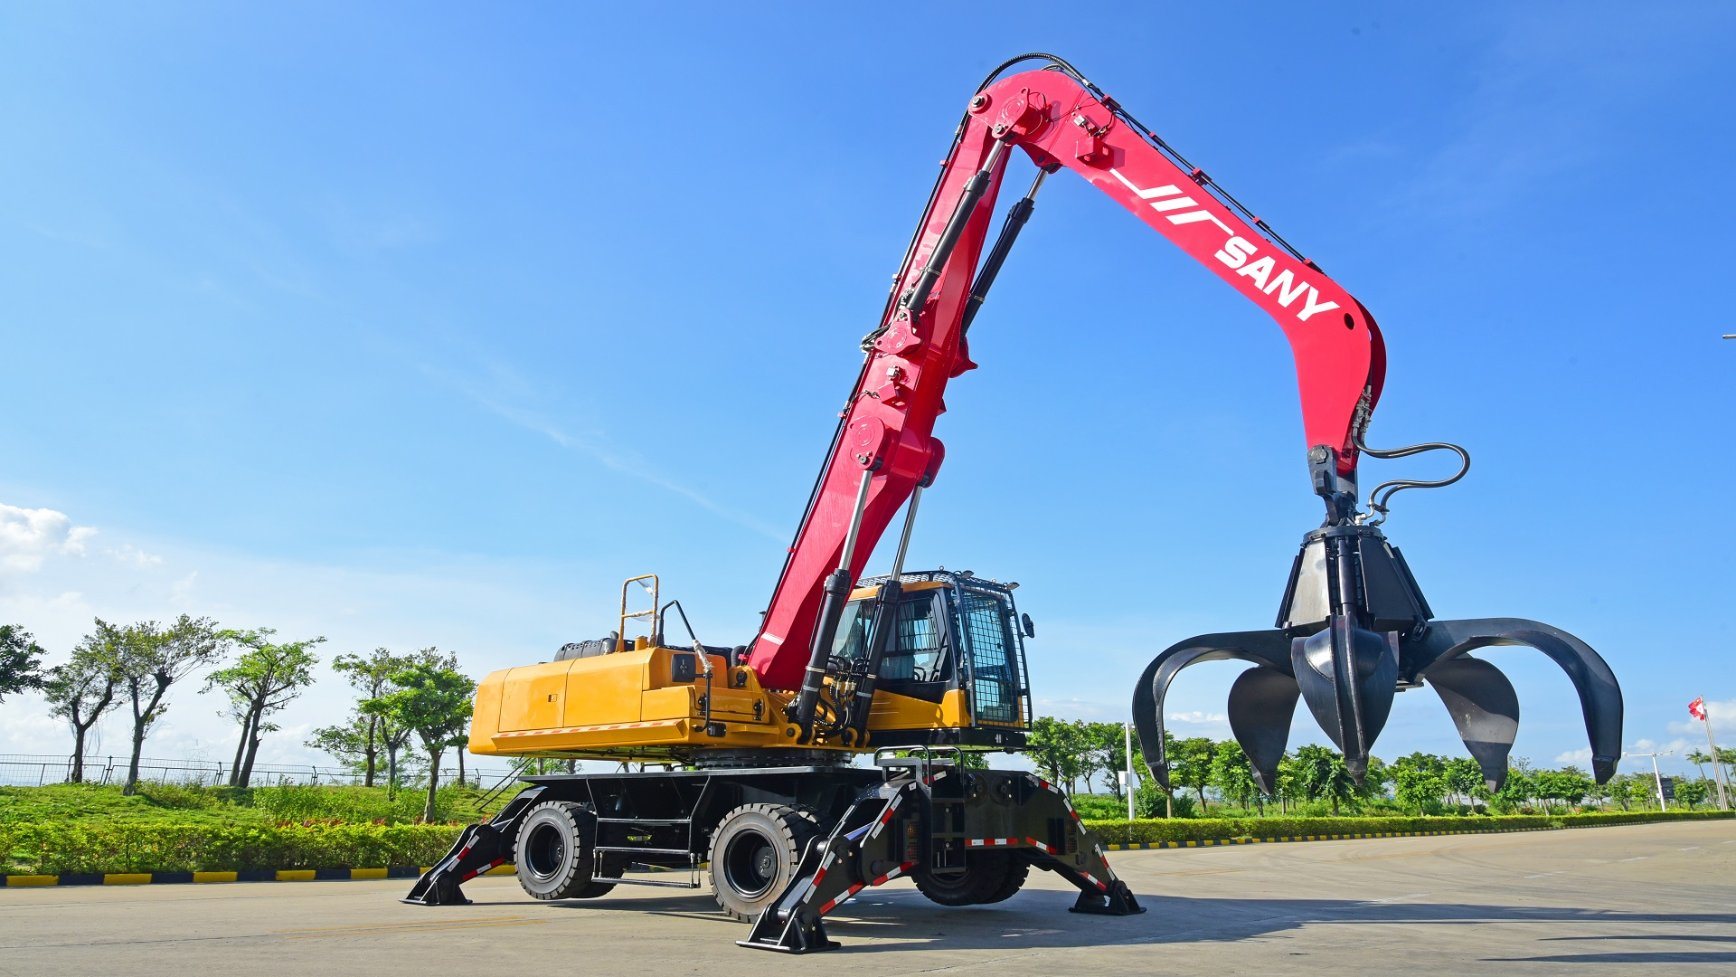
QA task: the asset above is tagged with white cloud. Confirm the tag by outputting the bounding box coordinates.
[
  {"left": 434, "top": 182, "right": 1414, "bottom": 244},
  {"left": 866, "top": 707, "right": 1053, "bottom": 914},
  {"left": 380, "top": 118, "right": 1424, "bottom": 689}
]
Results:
[
  {"left": 1555, "top": 747, "right": 1593, "bottom": 766},
  {"left": 421, "top": 362, "right": 786, "bottom": 542},
  {"left": 0, "top": 496, "right": 616, "bottom": 775},
  {"left": 105, "top": 544, "right": 164, "bottom": 568},
  {"left": 1669, "top": 698, "right": 1736, "bottom": 738},
  {"left": 1168, "top": 710, "right": 1229, "bottom": 725},
  {"left": 0, "top": 503, "right": 97, "bottom": 571}
]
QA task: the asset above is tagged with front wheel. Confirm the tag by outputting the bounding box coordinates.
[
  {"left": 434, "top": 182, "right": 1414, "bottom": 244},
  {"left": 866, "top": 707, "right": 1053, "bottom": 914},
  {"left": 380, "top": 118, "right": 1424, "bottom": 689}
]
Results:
[
  {"left": 706, "top": 803, "right": 817, "bottom": 921},
  {"left": 514, "top": 800, "right": 615, "bottom": 900}
]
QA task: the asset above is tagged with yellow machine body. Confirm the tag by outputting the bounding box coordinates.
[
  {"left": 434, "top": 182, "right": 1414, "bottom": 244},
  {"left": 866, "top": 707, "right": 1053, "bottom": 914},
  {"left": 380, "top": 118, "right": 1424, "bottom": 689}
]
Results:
[{"left": 467, "top": 572, "right": 1031, "bottom": 762}]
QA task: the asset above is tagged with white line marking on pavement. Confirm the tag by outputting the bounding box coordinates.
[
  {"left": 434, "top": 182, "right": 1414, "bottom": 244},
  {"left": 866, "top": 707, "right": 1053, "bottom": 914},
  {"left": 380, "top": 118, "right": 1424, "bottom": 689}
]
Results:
[{"left": 1363, "top": 893, "right": 1431, "bottom": 904}]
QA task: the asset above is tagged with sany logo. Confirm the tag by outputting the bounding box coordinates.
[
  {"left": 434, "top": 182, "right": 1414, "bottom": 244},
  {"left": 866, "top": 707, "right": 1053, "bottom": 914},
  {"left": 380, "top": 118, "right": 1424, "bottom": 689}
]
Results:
[{"left": 1109, "top": 169, "right": 1341, "bottom": 324}]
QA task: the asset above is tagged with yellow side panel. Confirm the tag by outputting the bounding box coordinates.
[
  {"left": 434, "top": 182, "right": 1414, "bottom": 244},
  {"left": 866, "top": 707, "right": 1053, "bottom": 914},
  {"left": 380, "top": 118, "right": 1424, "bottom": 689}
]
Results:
[
  {"left": 562, "top": 650, "right": 652, "bottom": 726},
  {"left": 469, "top": 670, "right": 506, "bottom": 753},
  {"left": 641, "top": 685, "right": 695, "bottom": 722},
  {"left": 867, "top": 688, "right": 969, "bottom": 731},
  {"left": 498, "top": 660, "right": 575, "bottom": 732}
]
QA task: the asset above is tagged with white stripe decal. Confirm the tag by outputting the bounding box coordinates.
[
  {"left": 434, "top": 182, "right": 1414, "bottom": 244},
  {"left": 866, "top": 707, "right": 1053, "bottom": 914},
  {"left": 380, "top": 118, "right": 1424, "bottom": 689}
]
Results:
[
  {"left": 1147, "top": 195, "right": 1196, "bottom": 212},
  {"left": 1168, "top": 211, "right": 1232, "bottom": 233},
  {"left": 1108, "top": 169, "right": 1183, "bottom": 200}
]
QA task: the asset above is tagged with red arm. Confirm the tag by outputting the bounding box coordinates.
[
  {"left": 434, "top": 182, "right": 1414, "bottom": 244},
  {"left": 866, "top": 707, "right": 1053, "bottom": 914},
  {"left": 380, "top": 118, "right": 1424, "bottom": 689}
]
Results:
[{"left": 744, "top": 61, "right": 1386, "bottom": 691}]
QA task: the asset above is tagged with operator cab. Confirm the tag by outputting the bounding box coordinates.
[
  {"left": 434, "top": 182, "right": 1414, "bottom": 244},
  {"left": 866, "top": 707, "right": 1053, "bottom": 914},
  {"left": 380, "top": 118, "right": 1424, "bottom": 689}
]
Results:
[{"left": 831, "top": 570, "right": 1033, "bottom": 748}]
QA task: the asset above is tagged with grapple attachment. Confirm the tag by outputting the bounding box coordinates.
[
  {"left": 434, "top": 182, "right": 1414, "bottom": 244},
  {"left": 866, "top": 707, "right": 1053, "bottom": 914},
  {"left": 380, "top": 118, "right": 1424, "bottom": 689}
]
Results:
[{"left": 1134, "top": 523, "right": 1622, "bottom": 793}]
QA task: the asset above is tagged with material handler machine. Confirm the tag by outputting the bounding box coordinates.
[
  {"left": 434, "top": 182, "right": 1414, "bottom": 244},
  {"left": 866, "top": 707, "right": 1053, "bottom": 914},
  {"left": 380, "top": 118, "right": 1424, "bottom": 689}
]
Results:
[{"left": 406, "top": 54, "right": 1622, "bottom": 951}]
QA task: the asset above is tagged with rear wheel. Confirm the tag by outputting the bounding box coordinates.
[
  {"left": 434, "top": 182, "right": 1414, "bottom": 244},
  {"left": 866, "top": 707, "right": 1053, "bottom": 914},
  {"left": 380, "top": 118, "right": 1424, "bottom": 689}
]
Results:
[
  {"left": 515, "top": 800, "right": 615, "bottom": 900},
  {"left": 707, "top": 803, "right": 817, "bottom": 921},
  {"left": 977, "top": 855, "right": 1030, "bottom": 904},
  {"left": 914, "top": 850, "right": 1018, "bottom": 906}
]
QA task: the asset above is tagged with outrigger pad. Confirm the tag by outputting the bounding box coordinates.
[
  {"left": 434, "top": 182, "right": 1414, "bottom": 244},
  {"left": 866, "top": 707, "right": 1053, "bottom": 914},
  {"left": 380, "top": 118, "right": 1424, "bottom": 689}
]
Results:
[
  {"left": 403, "top": 785, "right": 547, "bottom": 906},
  {"left": 739, "top": 770, "right": 1142, "bottom": 953}
]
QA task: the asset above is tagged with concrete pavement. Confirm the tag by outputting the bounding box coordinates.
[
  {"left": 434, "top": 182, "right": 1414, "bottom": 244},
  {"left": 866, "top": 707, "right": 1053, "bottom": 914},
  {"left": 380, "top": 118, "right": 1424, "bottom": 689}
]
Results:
[{"left": 2, "top": 820, "right": 1731, "bottom": 976}]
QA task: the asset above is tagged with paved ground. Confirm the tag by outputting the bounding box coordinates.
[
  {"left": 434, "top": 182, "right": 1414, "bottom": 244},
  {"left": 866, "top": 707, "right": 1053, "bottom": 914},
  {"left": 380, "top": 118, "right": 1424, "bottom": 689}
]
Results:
[{"left": 3, "top": 821, "right": 1732, "bottom": 976}]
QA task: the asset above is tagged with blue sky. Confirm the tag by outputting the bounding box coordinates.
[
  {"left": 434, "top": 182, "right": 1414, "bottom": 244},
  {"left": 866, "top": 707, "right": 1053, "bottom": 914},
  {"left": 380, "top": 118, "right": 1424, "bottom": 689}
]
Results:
[{"left": 2, "top": 3, "right": 1732, "bottom": 780}]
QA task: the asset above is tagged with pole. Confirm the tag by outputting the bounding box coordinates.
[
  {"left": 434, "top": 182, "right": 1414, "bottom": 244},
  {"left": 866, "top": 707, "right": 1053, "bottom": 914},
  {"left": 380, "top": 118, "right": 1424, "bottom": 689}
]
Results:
[
  {"left": 1125, "top": 722, "right": 1136, "bottom": 821},
  {"left": 1650, "top": 754, "right": 1667, "bottom": 811},
  {"left": 1700, "top": 697, "right": 1731, "bottom": 810}
]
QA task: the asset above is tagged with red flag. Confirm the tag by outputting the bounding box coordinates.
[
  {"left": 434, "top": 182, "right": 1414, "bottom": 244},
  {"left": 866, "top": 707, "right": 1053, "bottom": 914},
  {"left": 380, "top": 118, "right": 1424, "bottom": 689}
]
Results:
[{"left": 1689, "top": 696, "right": 1708, "bottom": 721}]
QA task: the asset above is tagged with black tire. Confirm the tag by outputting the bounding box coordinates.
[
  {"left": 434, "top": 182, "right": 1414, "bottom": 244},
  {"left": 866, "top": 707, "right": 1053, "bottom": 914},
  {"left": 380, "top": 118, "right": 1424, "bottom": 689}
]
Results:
[
  {"left": 977, "top": 855, "right": 1030, "bottom": 905},
  {"left": 514, "top": 800, "right": 615, "bottom": 900},
  {"left": 914, "top": 850, "right": 1016, "bottom": 907},
  {"left": 707, "top": 803, "right": 817, "bottom": 921}
]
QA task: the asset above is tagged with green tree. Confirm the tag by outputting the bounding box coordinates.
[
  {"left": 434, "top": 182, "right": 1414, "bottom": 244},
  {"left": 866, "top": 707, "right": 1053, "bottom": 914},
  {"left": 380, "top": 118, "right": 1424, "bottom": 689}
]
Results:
[
  {"left": 1358, "top": 755, "right": 1392, "bottom": 807},
  {"left": 1273, "top": 753, "right": 1305, "bottom": 813},
  {"left": 206, "top": 628, "right": 324, "bottom": 787},
  {"left": 326, "top": 648, "right": 417, "bottom": 787},
  {"left": 306, "top": 716, "right": 372, "bottom": 779},
  {"left": 112, "top": 615, "right": 226, "bottom": 795},
  {"left": 1717, "top": 747, "right": 1736, "bottom": 787},
  {"left": 1169, "top": 737, "right": 1217, "bottom": 811},
  {"left": 1444, "top": 756, "right": 1487, "bottom": 807},
  {"left": 1609, "top": 772, "right": 1656, "bottom": 811},
  {"left": 1208, "top": 740, "right": 1261, "bottom": 811},
  {"left": 1534, "top": 766, "right": 1593, "bottom": 812},
  {"left": 41, "top": 626, "right": 122, "bottom": 782},
  {"left": 1028, "top": 716, "right": 1091, "bottom": 794},
  {"left": 367, "top": 651, "right": 474, "bottom": 821},
  {"left": 1292, "top": 744, "right": 1357, "bottom": 815},
  {"left": 1686, "top": 749, "right": 1713, "bottom": 782},
  {"left": 1392, "top": 752, "right": 1449, "bottom": 814},
  {"left": 1084, "top": 722, "right": 1132, "bottom": 800},
  {"left": 1673, "top": 778, "right": 1710, "bottom": 809},
  {"left": 0, "top": 623, "right": 47, "bottom": 701}
]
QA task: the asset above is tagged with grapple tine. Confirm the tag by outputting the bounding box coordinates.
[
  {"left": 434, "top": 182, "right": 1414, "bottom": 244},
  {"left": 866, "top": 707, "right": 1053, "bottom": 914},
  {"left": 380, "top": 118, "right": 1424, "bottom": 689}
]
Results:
[
  {"left": 1130, "top": 630, "right": 1292, "bottom": 787},
  {"left": 1290, "top": 616, "right": 1398, "bottom": 782},
  {"left": 1226, "top": 665, "right": 1300, "bottom": 795},
  {"left": 1404, "top": 618, "right": 1624, "bottom": 783},
  {"left": 1421, "top": 654, "right": 1520, "bottom": 792}
]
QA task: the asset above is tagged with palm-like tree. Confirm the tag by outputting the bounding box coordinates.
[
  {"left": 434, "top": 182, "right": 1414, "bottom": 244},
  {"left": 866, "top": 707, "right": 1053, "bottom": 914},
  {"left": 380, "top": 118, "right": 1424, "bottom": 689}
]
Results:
[{"left": 1687, "top": 749, "right": 1712, "bottom": 782}]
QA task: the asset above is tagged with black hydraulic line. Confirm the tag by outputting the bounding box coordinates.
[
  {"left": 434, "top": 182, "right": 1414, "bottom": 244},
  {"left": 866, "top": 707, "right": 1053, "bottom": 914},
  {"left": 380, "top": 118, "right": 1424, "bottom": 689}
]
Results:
[
  {"left": 1353, "top": 434, "right": 1472, "bottom": 524},
  {"left": 789, "top": 567, "right": 853, "bottom": 740},
  {"left": 841, "top": 577, "right": 902, "bottom": 747},
  {"left": 962, "top": 168, "right": 1047, "bottom": 334},
  {"left": 789, "top": 471, "right": 874, "bottom": 740},
  {"left": 899, "top": 140, "right": 1008, "bottom": 316}
]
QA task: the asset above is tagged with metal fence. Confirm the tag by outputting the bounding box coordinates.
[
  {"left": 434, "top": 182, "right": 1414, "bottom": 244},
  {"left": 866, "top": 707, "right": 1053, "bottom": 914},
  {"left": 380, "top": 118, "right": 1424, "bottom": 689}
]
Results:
[{"left": 0, "top": 753, "right": 519, "bottom": 789}]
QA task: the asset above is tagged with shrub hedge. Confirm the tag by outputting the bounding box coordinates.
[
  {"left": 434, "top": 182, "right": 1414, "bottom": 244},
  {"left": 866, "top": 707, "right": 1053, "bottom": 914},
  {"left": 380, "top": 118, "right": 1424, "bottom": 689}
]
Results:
[
  {"left": 1, "top": 822, "right": 461, "bottom": 875},
  {"left": 4, "top": 809, "right": 1728, "bottom": 876},
  {"left": 1081, "top": 809, "right": 1735, "bottom": 845}
]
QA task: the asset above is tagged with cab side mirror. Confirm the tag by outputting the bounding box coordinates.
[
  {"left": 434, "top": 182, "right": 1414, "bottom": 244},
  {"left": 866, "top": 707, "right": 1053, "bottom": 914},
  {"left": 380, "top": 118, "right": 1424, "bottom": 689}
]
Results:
[{"left": 1020, "top": 613, "right": 1036, "bottom": 639}]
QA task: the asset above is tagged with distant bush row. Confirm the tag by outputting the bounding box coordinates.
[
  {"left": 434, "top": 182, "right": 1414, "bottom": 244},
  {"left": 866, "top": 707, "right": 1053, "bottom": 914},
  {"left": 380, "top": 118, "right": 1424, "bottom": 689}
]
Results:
[
  {"left": 2, "top": 821, "right": 462, "bottom": 875},
  {"left": 1081, "top": 809, "right": 1735, "bottom": 845},
  {"left": 5, "top": 808, "right": 1728, "bottom": 876}
]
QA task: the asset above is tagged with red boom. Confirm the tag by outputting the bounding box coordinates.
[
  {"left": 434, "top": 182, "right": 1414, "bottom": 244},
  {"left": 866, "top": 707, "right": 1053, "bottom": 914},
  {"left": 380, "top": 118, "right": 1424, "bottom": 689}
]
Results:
[{"left": 743, "top": 66, "right": 1386, "bottom": 691}]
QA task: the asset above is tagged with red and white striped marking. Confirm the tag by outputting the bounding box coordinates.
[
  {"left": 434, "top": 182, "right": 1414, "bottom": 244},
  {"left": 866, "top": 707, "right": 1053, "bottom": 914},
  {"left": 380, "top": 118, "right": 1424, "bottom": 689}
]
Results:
[
  {"left": 460, "top": 857, "right": 505, "bottom": 882},
  {"left": 966, "top": 837, "right": 1017, "bottom": 848},
  {"left": 816, "top": 861, "right": 916, "bottom": 916},
  {"left": 867, "top": 795, "right": 904, "bottom": 840},
  {"left": 1025, "top": 836, "right": 1058, "bottom": 856},
  {"left": 495, "top": 720, "right": 668, "bottom": 737},
  {"left": 1078, "top": 870, "right": 1109, "bottom": 893},
  {"left": 816, "top": 883, "right": 863, "bottom": 916}
]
